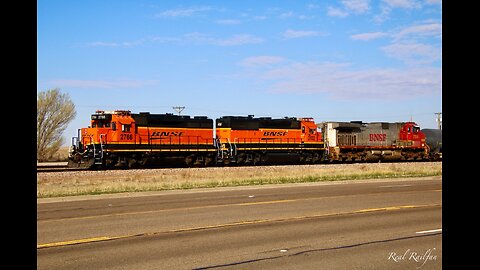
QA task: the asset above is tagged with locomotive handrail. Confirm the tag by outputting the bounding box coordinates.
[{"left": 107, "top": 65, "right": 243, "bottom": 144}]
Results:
[
  {"left": 99, "top": 134, "right": 106, "bottom": 159},
  {"left": 228, "top": 137, "right": 303, "bottom": 144},
  {"left": 110, "top": 135, "right": 214, "bottom": 145}
]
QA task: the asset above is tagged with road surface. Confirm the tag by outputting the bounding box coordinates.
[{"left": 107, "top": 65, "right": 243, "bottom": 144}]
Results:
[{"left": 37, "top": 176, "right": 442, "bottom": 269}]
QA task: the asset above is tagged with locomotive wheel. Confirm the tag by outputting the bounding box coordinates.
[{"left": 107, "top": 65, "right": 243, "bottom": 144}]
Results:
[
  {"left": 185, "top": 155, "right": 196, "bottom": 167},
  {"left": 128, "top": 158, "right": 138, "bottom": 169},
  {"left": 253, "top": 153, "right": 262, "bottom": 165},
  {"left": 205, "top": 154, "right": 215, "bottom": 166}
]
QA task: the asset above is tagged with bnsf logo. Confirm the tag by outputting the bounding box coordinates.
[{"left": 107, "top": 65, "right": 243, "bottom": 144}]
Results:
[
  {"left": 263, "top": 131, "right": 287, "bottom": 136},
  {"left": 369, "top": 133, "right": 387, "bottom": 141},
  {"left": 151, "top": 131, "right": 183, "bottom": 137}
]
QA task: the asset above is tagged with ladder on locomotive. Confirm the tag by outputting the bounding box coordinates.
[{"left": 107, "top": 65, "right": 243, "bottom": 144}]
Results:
[
  {"left": 93, "top": 134, "right": 106, "bottom": 165},
  {"left": 214, "top": 138, "right": 237, "bottom": 163}
]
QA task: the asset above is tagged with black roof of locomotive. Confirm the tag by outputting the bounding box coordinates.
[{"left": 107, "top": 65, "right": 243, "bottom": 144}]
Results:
[
  {"left": 216, "top": 116, "right": 301, "bottom": 130},
  {"left": 132, "top": 112, "right": 213, "bottom": 129}
]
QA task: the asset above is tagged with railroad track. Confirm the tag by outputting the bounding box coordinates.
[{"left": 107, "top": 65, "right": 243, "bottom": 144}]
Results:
[
  {"left": 36, "top": 163, "right": 88, "bottom": 173},
  {"left": 37, "top": 158, "right": 441, "bottom": 173},
  {"left": 37, "top": 167, "right": 88, "bottom": 173}
]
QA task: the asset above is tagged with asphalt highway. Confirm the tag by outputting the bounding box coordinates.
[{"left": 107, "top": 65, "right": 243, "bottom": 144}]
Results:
[{"left": 37, "top": 176, "right": 442, "bottom": 269}]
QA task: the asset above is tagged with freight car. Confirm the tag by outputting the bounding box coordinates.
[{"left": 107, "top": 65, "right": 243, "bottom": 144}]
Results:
[
  {"left": 67, "top": 110, "right": 435, "bottom": 169},
  {"left": 421, "top": 128, "right": 442, "bottom": 160},
  {"left": 320, "top": 121, "right": 429, "bottom": 162}
]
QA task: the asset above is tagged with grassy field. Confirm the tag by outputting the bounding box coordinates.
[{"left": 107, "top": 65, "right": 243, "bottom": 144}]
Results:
[{"left": 37, "top": 162, "right": 442, "bottom": 198}]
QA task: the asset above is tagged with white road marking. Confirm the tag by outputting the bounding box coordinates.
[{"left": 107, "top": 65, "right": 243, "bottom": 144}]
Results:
[{"left": 416, "top": 229, "right": 442, "bottom": 234}]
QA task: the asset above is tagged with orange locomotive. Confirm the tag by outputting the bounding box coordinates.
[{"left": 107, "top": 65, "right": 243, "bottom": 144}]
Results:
[
  {"left": 215, "top": 115, "right": 324, "bottom": 165},
  {"left": 68, "top": 110, "right": 216, "bottom": 168}
]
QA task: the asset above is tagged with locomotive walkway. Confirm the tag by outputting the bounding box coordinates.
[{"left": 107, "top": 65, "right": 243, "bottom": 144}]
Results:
[{"left": 37, "top": 176, "right": 442, "bottom": 269}]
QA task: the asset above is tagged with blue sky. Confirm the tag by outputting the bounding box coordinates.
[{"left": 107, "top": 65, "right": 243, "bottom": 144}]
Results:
[{"left": 37, "top": 0, "right": 442, "bottom": 145}]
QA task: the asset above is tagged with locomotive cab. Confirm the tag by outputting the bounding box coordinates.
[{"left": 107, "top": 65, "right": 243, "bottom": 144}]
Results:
[
  {"left": 69, "top": 110, "right": 135, "bottom": 168},
  {"left": 299, "top": 118, "right": 322, "bottom": 143},
  {"left": 398, "top": 122, "right": 426, "bottom": 148},
  {"left": 83, "top": 110, "right": 135, "bottom": 145}
]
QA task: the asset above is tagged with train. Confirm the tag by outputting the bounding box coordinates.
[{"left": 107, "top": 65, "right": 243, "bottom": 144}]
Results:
[{"left": 67, "top": 110, "right": 442, "bottom": 169}]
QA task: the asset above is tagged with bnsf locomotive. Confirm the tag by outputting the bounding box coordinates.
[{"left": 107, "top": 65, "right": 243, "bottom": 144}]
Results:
[{"left": 67, "top": 110, "right": 440, "bottom": 169}]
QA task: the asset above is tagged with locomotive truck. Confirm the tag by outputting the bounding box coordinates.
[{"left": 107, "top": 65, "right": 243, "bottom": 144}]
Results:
[{"left": 67, "top": 110, "right": 434, "bottom": 169}]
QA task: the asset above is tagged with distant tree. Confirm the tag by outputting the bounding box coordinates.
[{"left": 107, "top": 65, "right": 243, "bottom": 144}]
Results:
[{"left": 37, "top": 88, "right": 76, "bottom": 162}]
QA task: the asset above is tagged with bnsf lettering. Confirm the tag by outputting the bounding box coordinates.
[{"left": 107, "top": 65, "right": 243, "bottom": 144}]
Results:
[
  {"left": 151, "top": 131, "right": 183, "bottom": 137},
  {"left": 263, "top": 131, "right": 287, "bottom": 136},
  {"left": 369, "top": 133, "right": 387, "bottom": 141}
]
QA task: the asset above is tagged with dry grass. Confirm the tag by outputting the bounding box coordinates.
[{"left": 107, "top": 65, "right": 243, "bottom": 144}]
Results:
[
  {"left": 42, "top": 146, "right": 70, "bottom": 162},
  {"left": 37, "top": 162, "right": 442, "bottom": 198}
]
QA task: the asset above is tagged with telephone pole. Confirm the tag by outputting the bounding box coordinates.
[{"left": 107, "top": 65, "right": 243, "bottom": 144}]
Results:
[
  {"left": 434, "top": 112, "right": 442, "bottom": 130},
  {"left": 172, "top": 106, "right": 185, "bottom": 115}
]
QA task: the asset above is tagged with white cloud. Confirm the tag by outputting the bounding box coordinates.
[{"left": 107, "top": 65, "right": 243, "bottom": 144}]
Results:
[
  {"left": 342, "top": 0, "right": 370, "bottom": 13},
  {"left": 215, "top": 34, "right": 264, "bottom": 46},
  {"left": 216, "top": 19, "right": 241, "bottom": 25},
  {"left": 373, "top": 6, "right": 391, "bottom": 23},
  {"left": 327, "top": 7, "right": 349, "bottom": 18},
  {"left": 279, "top": 11, "right": 294, "bottom": 19},
  {"left": 393, "top": 23, "right": 442, "bottom": 40},
  {"left": 375, "top": 0, "right": 423, "bottom": 23},
  {"left": 87, "top": 39, "right": 145, "bottom": 47},
  {"left": 350, "top": 22, "right": 442, "bottom": 65},
  {"left": 47, "top": 79, "right": 160, "bottom": 89},
  {"left": 374, "top": 22, "right": 442, "bottom": 64},
  {"left": 243, "top": 61, "right": 441, "bottom": 100},
  {"left": 283, "top": 29, "right": 327, "bottom": 39},
  {"left": 382, "top": 0, "right": 421, "bottom": 9},
  {"left": 239, "top": 56, "right": 285, "bottom": 67},
  {"left": 278, "top": 11, "right": 312, "bottom": 20},
  {"left": 88, "top": 33, "right": 264, "bottom": 48},
  {"left": 181, "top": 32, "right": 264, "bottom": 46},
  {"left": 328, "top": 0, "right": 370, "bottom": 18},
  {"left": 350, "top": 32, "right": 388, "bottom": 41},
  {"left": 182, "top": 32, "right": 215, "bottom": 44},
  {"left": 307, "top": 4, "right": 320, "bottom": 10},
  {"left": 150, "top": 36, "right": 181, "bottom": 43},
  {"left": 155, "top": 6, "right": 211, "bottom": 18},
  {"left": 381, "top": 42, "right": 441, "bottom": 64},
  {"left": 87, "top": 42, "right": 120, "bottom": 47},
  {"left": 253, "top": 15, "right": 267, "bottom": 20}
]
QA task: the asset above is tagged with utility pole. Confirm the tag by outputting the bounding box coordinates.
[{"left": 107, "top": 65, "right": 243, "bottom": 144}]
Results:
[
  {"left": 434, "top": 112, "right": 442, "bottom": 130},
  {"left": 172, "top": 106, "right": 185, "bottom": 115}
]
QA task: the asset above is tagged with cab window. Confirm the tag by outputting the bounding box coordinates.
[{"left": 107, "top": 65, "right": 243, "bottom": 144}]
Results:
[{"left": 122, "top": 124, "right": 131, "bottom": 132}]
